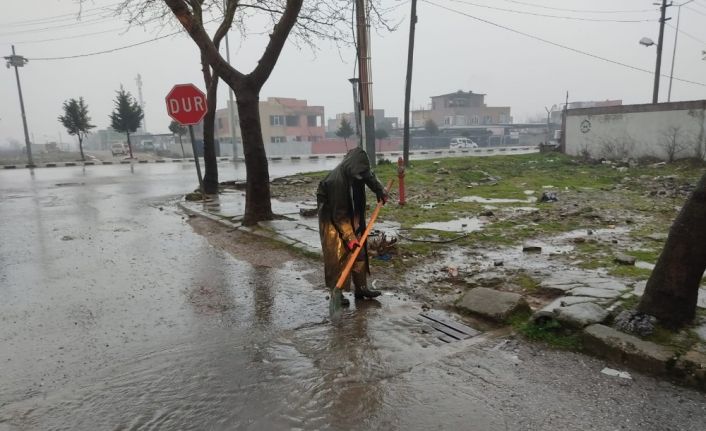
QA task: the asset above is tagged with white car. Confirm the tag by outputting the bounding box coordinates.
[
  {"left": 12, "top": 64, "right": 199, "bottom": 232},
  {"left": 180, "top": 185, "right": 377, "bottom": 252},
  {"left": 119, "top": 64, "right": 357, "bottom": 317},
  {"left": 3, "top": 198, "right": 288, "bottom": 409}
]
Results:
[
  {"left": 449, "top": 137, "right": 478, "bottom": 149},
  {"left": 111, "top": 143, "right": 127, "bottom": 156}
]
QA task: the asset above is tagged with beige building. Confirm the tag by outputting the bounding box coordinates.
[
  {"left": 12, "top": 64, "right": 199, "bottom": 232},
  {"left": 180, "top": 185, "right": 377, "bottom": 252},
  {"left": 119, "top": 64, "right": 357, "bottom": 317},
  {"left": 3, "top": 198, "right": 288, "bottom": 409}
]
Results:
[
  {"left": 208, "top": 97, "right": 325, "bottom": 156},
  {"left": 412, "top": 90, "right": 512, "bottom": 128}
]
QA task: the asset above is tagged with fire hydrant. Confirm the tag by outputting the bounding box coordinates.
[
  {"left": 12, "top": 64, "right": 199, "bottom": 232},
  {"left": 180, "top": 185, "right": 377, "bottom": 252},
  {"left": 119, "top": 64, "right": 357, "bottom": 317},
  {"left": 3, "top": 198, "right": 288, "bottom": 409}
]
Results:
[{"left": 397, "top": 157, "right": 406, "bottom": 206}]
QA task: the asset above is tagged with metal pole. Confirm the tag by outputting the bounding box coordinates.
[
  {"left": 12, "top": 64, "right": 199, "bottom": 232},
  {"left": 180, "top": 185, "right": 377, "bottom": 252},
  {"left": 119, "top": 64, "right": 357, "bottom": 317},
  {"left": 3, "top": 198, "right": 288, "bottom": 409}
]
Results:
[
  {"left": 188, "top": 125, "right": 204, "bottom": 193},
  {"left": 668, "top": 1, "right": 694, "bottom": 101},
  {"left": 223, "top": 0, "right": 239, "bottom": 160},
  {"left": 653, "top": 0, "right": 671, "bottom": 104},
  {"left": 402, "top": 0, "right": 417, "bottom": 167},
  {"left": 349, "top": 78, "right": 362, "bottom": 146},
  {"left": 10, "top": 45, "right": 33, "bottom": 166},
  {"left": 544, "top": 106, "right": 550, "bottom": 145}
]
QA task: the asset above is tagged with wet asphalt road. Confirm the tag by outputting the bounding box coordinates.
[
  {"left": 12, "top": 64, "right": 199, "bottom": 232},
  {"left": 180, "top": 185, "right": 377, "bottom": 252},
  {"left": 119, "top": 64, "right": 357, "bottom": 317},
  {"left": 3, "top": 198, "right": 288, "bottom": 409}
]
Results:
[{"left": 1, "top": 161, "right": 705, "bottom": 431}]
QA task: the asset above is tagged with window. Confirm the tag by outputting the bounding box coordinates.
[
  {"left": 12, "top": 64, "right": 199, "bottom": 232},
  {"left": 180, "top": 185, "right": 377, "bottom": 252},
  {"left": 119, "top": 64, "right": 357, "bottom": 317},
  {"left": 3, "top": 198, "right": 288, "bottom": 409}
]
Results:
[
  {"left": 307, "top": 115, "right": 318, "bottom": 127},
  {"left": 270, "top": 136, "right": 286, "bottom": 143},
  {"left": 444, "top": 116, "right": 453, "bottom": 126},
  {"left": 286, "top": 115, "right": 299, "bottom": 127},
  {"left": 270, "top": 115, "right": 284, "bottom": 126},
  {"left": 309, "top": 136, "right": 319, "bottom": 142},
  {"left": 294, "top": 136, "right": 302, "bottom": 142},
  {"left": 471, "top": 115, "right": 480, "bottom": 125}
]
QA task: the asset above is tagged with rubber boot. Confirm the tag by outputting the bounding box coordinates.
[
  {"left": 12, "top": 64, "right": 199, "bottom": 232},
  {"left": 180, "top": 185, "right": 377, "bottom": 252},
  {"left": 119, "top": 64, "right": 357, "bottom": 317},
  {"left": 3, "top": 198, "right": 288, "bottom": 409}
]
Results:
[{"left": 352, "top": 262, "right": 381, "bottom": 300}]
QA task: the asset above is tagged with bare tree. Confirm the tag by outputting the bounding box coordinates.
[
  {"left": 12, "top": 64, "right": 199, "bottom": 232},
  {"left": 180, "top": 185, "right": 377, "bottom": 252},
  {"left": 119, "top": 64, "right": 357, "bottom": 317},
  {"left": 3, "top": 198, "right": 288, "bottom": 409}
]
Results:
[
  {"left": 104, "top": 0, "right": 392, "bottom": 225},
  {"left": 660, "top": 126, "right": 689, "bottom": 163},
  {"left": 638, "top": 172, "right": 706, "bottom": 328}
]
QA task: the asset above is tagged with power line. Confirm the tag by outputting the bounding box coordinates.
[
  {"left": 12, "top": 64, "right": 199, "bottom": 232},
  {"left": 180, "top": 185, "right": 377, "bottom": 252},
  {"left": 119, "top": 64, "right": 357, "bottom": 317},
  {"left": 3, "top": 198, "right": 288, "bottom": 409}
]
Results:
[
  {"left": 443, "top": 0, "right": 658, "bottom": 23},
  {"left": 11, "top": 27, "right": 131, "bottom": 45},
  {"left": 0, "top": 16, "right": 116, "bottom": 37},
  {"left": 423, "top": 0, "right": 706, "bottom": 88},
  {"left": 0, "top": 2, "right": 121, "bottom": 28},
  {"left": 684, "top": 5, "right": 706, "bottom": 16},
  {"left": 25, "top": 17, "right": 221, "bottom": 61},
  {"left": 499, "top": 0, "right": 657, "bottom": 14},
  {"left": 667, "top": 23, "right": 706, "bottom": 45},
  {"left": 26, "top": 30, "right": 182, "bottom": 61}
]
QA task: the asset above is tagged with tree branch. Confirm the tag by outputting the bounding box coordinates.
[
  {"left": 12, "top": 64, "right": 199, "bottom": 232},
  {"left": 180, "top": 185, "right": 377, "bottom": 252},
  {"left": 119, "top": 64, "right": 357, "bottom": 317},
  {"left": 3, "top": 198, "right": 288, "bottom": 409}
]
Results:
[
  {"left": 164, "top": 0, "right": 246, "bottom": 85},
  {"left": 250, "top": 0, "right": 304, "bottom": 89}
]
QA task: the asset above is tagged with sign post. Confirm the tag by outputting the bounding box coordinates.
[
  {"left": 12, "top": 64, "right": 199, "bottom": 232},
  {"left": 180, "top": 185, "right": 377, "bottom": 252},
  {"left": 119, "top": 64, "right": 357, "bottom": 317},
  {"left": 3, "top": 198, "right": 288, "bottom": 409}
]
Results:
[{"left": 165, "top": 84, "right": 208, "bottom": 193}]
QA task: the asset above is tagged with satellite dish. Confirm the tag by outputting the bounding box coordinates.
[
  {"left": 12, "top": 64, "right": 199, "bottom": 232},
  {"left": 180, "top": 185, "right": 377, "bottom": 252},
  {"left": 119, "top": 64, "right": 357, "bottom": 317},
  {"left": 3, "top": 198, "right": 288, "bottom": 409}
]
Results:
[{"left": 639, "top": 37, "right": 656, "bottom": 47}]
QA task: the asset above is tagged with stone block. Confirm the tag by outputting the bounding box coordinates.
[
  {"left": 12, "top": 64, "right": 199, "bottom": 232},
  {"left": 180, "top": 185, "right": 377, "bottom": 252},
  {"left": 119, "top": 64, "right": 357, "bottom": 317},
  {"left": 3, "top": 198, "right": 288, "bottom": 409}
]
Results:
[
  {"left": 554, "top": 302, "right": 609, "bottom": 328},
  {"left": 457, "top": 287, "right": 530, "bottom": 322}
]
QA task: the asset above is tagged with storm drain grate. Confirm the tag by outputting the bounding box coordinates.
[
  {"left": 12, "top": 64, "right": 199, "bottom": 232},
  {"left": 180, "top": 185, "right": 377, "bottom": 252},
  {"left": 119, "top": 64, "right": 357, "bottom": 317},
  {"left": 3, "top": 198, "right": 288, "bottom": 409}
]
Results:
[{"left": 417, "top": 312, "right": 480, "bottom": 343}]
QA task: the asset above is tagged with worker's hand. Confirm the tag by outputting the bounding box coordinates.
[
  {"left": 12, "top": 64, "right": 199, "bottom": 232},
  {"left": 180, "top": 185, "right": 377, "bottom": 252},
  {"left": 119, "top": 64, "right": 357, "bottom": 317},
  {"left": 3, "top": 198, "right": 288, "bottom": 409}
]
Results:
[
  {"left": 376, "top": 190, "right": 389, "bottom": 205},
  {"left": 346, "top": 239, "right": 361, "bottom": 251}
]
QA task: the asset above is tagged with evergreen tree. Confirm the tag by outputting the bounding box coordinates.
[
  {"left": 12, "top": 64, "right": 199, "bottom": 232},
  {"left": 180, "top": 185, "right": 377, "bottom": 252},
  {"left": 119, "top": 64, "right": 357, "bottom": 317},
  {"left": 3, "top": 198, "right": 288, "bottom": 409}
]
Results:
[
  {"left": 109, "top": 87, "right": 143, "bottom": 158},
  {"left": 336, "top": 118, "right": 355, "bottom": 150},
  {"left": 169, "top": 120, "right": 188, "bottom": 159},
  {"left": 58, "top": 97, "right": 95, "bottom": 161}
]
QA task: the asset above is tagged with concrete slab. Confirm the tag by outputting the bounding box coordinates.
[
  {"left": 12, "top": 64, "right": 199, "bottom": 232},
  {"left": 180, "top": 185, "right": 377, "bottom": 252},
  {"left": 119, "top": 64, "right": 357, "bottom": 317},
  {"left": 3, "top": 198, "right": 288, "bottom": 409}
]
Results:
[
  {"left": 567, "top": 287, "right": 623, "bottom": 299},
  {"left": 583, "top": 324, "right": 678, "bottom": 375}
]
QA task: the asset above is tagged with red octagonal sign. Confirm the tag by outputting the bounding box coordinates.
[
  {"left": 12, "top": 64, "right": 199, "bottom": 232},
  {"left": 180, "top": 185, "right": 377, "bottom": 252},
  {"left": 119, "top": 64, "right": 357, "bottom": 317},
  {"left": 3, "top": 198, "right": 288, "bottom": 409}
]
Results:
[{"left": 165, "top": 84, "right": 208, "bottom": 126}]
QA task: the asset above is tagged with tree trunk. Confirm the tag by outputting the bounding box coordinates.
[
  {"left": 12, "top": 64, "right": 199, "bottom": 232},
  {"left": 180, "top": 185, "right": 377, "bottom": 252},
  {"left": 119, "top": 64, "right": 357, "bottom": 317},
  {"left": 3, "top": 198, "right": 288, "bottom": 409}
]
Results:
[
  {"left": 201, "top": 79, "right": 219, "bottom": 194},
  {"left": 126, "top": 132, "right": 133, "bottom": 158},
  {"left": 179, "top": 135, "right": 185, "bottom": 158},
  {"left": 201, "top": 54, "right": 220, "bottom": 195},
  {"left": 78, "top": 134, "right": 85, "bottom": 161},
  {"left": 235, "top": 88, "right": 273, "bottom": 226},
  {"left": 638, "top": 172, "right": 706, "bottom": 328}
]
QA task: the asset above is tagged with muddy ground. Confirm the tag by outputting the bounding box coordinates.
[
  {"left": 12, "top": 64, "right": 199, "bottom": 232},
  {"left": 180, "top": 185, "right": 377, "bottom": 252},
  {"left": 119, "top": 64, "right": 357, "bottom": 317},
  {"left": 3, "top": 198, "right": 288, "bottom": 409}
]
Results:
[{"left": 245, "top": 153, "right": 706, "bottom": 348}]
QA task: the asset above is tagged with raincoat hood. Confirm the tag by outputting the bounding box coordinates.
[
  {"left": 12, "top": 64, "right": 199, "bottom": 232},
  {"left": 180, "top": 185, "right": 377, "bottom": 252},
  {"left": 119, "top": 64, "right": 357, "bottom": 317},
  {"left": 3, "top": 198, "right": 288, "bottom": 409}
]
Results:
[{"left": 340, "top": 148, "right": 372, "bottom": 180}]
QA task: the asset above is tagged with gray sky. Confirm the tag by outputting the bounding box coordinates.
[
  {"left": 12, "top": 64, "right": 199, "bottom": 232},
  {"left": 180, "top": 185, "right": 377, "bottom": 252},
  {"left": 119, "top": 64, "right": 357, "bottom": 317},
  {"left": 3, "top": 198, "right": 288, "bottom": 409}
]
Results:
[{"left": 2, "top": 0, "right": 705, "bottom": 146}]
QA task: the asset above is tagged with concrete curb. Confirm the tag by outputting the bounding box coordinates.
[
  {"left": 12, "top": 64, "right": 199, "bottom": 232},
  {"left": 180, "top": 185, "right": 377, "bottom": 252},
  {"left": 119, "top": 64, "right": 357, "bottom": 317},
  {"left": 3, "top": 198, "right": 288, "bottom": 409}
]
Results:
[
  {"left": 177, "top": 202, "right": 321, "bottom": 257},
  {"left": 1, "top": 146, "right": 538, "bottom": 170}
]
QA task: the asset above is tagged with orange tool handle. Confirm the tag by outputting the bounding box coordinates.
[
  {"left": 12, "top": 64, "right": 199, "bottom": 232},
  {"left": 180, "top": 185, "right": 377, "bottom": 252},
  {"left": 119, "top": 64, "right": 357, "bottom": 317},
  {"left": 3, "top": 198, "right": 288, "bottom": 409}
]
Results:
[{"left": 334, "top": 179, "right": 394, "bottom": 290}]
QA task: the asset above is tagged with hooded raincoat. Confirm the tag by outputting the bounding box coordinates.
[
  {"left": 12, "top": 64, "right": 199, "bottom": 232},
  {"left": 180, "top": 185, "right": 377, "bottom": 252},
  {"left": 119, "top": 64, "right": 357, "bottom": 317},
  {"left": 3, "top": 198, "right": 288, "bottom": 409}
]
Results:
[{"left": 316, "top": 148, "right": 386, "bottom": 289}]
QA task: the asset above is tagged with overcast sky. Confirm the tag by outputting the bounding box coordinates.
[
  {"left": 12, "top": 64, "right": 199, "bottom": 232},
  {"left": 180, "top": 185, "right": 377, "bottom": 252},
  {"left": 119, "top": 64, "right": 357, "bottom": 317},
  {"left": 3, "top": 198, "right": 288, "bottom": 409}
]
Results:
[{"left": 2, "top": 0, "right": 705, "bottom": 146}]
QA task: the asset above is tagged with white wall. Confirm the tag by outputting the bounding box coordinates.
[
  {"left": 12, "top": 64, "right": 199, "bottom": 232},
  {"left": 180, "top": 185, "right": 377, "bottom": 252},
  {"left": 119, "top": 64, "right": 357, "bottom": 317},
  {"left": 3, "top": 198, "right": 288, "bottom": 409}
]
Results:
[
  {"left": 265, "top": 141, "right": 312, "bottom": 156},
  {"left": 565, "top": 103, "right": 706, "bottom": 160}
]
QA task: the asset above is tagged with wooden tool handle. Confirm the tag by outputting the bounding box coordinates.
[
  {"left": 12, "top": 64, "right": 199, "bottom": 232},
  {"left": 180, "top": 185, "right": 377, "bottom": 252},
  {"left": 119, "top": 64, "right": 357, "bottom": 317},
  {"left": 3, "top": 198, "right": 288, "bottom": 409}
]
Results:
[{"left": 334, "top": 179, "right": 394, "bottom": 290}]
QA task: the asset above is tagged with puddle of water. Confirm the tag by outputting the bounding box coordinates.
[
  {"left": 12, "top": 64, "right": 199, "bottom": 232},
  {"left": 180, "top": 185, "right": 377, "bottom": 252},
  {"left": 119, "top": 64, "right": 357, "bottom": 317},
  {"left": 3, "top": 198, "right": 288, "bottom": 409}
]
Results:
[
  {"left": 554, "top": 226, "right": 630, "bottom": 241},
  {"left": 454, "top": 195, "right": 537, "bottom": 204},
  {"left": 413, "top": 217, "right": 484, "bottom": 233}
]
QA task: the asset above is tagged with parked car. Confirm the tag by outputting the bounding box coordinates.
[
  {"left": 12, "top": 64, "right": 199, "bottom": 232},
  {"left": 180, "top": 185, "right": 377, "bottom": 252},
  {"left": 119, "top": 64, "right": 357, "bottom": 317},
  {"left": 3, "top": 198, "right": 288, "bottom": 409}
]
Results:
[
  {"left": 111, "top": 143, "right": 127, "bottom": 156},
  {"left": 449, "top": 137, "right": 478, "bottom": 149}
]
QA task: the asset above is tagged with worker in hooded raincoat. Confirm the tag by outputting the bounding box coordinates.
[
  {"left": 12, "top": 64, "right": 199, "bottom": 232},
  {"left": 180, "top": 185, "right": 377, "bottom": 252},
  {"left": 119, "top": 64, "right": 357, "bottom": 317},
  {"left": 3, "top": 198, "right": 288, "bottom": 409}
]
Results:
[{"left": 317, "top": 148, "right": 388, "bottom": 306}]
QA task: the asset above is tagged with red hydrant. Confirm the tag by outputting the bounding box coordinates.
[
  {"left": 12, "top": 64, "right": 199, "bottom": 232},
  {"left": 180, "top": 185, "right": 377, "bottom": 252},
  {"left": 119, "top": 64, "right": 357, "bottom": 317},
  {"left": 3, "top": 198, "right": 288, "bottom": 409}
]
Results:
[{"left": 397, "top": 157, "right": 406, "bottom": 206}]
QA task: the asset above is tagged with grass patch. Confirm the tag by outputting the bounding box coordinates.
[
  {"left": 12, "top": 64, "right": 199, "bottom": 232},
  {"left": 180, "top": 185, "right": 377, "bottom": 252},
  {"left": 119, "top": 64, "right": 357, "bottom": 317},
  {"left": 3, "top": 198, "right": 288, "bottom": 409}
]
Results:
[
  {"left": 514, "top": 273, "right": 540, "bottom": 292},
  {"left": 647, "top": 325, "right": 700, "bottom": 355},
  {"left": 508, "top": 311, "right": 583, "bottom": 350}
]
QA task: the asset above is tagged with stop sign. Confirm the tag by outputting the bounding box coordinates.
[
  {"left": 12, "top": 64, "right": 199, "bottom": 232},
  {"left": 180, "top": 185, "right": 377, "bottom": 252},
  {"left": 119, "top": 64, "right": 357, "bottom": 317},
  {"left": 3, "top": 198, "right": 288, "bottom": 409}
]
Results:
[{"left": 165, "top": 84, "right": 208, "bottom": 126}]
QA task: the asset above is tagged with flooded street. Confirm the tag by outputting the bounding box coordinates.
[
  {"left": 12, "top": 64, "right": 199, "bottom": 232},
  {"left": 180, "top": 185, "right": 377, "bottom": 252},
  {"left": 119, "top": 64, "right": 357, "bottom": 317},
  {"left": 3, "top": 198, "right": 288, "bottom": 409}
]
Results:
[{"left": 1, "top": 162, "right": 705, "bottom": 430}]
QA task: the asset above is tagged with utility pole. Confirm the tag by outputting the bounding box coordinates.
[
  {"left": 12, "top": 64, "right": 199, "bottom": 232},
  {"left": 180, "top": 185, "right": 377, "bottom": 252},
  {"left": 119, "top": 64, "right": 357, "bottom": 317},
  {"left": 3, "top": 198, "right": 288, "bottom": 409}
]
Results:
[
  {"left": 402, "top": 0, "right": 418, "bottom": 167},
  {"left": 4, "top": 45, "right": 33, "bottom": 167},
  {"left": 355, "top": 0, "right": 376, "bottom": 166},
  {"left": 223, "top": 0, "right": 239, "bottom": 159},
  {"left": 668, "top": 0, "right": 694, "bottom": 102},
  {"left": 653, "top": 0, "right": 672, "bottom": 104},
  {"left": 135, "top": 74, "right": 147, "bottom": 132}
]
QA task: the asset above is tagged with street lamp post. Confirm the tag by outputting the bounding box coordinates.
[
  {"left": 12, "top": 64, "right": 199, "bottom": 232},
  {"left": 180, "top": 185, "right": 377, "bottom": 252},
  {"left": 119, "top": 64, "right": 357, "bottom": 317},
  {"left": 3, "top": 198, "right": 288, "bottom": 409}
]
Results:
[{"left": 4, "top": 45, "right": 34, "bottom": 167}]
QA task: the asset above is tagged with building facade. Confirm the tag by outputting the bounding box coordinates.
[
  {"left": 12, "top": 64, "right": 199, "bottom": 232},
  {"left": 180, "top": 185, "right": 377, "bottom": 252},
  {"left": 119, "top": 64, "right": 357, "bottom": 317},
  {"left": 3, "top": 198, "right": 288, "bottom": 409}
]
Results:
[
  {"left": 327, "top": 109, "right": 399, "bottom": 135},
  {"left": 411, "top": 90, "right": 512, "bottom": 127}
]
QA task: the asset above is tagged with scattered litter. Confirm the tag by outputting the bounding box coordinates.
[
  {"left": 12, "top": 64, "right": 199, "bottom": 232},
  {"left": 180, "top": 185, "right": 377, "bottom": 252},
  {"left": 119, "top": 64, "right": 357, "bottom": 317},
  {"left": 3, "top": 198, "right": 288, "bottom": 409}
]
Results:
[
  {"left": 601, "top": 367, "right": 632, "bottom": 379},
  {"left": 540, "top": 191, "right": 558, "bottom": 203},
  {"left": 299, "top": 207, "right": 317, "bottom": 217}
]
